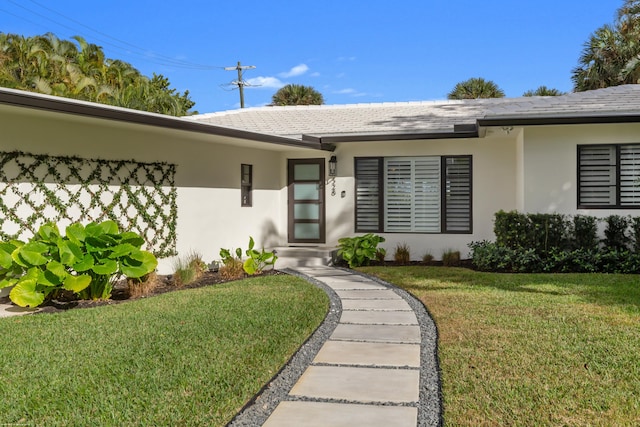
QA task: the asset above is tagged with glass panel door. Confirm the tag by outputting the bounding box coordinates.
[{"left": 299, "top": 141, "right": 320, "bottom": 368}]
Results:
[{"left": 288, "top": 159, "right": 325, "bottom": 243}]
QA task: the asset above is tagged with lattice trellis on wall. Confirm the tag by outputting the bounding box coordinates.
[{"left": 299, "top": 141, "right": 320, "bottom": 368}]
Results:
[{"left": 0, "top": 151, "right": 177, "bottom": 257}]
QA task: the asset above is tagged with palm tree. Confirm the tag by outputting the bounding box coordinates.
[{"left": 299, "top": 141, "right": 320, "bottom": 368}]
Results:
[
  {"left": 447, "top": 77, "right": 505, "bottom": 99},
  {"left": 573, "top": 1, "right": 640, "bottom": 91},
  {"left": 271, "top": 84, "right": 324, "bottom": 106},
  {"left": 0, "top": 32, "right": 195, "bottom": 116},
  {"left": 522, "top": 86, "right": 565, "bottom": 96}
]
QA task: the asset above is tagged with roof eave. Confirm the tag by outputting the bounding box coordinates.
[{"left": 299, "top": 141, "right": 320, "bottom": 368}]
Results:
[
  {"left": 0, "top": 88, "right": 328, "bottom": 151},
  {"left": 479, "top": 112, "right": 640, "bottom": 127},
  {"left": 302, "top": 125, "right": 479, "bottom": 144}
]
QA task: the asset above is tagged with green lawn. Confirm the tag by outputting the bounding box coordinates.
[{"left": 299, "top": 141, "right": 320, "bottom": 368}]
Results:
[
  {"left": 0, "top": 274, "right": 328, "bottom": 426},
  {"left": 359, "top": 266, "right": 640, "bottom": 427}
]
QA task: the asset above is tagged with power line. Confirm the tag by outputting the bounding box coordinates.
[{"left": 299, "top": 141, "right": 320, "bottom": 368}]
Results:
[
  {"left": 223, "top": 61, "right": 256, "bottom": 108},
  {"left": 2, "top": 0, "right": 224, "bottom": 70}
]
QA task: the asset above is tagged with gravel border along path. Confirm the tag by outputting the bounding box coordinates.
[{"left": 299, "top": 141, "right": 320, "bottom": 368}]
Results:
[{"left": 227, "top": 267, "right": 443, "bottom": 427}]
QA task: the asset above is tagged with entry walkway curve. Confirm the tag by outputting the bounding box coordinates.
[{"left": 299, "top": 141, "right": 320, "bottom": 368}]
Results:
[{"left": 230, "top": 265, "right": 443, "bottom": 427}]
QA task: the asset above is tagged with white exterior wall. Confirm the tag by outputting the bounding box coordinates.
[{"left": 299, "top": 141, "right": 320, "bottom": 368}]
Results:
[
  {"left": 0, "top": 105, "right": 318, "bottom": 273},
  {"left": 326, "top": 133, "right": 520, "bottom": 260},
  {"left": 521, "top": 123, "right": 640, "bottom": 218}
]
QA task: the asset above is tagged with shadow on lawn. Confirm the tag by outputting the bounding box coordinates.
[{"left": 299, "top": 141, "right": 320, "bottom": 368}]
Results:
[{"left": 362, "top": 265, "right": 640, "bottom": 312}]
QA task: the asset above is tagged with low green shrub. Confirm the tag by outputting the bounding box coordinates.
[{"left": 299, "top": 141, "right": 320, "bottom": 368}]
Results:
[
  {"left": 494, "top": 210, "right": 568, "bottom": 255},
  {"left": 337, "top": 234, "right": 386, "bottom": 268},
  {"left": 571, "top": 215, "right": 599, "bottom": 251},
  {"left": 603, "top": 215, "right": 631, "bottom": 251}
]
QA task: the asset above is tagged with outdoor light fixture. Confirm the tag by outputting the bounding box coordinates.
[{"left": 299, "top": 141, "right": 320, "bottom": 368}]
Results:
[{"left": 328, "top": 155, "right": 337, "bottom": 177}]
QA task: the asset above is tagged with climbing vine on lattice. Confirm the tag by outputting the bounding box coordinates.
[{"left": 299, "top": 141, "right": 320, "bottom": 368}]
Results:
[{"left": 0, "top": 151, "right": 177, "bottom": 257}]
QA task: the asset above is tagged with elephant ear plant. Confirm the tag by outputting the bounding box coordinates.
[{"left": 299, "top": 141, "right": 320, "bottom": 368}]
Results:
[
  {"left": 0, "top": 220, "right": 157, "bottom": 307},
  {"left": 337, "top": 233, "right": 386, "bottom": 268}
]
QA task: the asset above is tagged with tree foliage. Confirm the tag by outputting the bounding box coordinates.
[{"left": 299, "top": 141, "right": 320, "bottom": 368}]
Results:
[
  {"left": 271, "top": 84, "right": 324, "bottom": 106},
  {"left": 522, "top": 86, "right": 565, "bottom": 96},
  {"left": 573, "top": 0, "right": 640, "bottom": 91},
  {"left": 0, "top": 32, "right": 195, "bottom": 116},
  {"left": 447, "top": 77, "right": 505, "bottom": 99}
]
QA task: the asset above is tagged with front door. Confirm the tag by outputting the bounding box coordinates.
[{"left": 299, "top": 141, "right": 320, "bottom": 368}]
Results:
[{"left": 288, "top": 158, "right": 325, "bottom": 243}]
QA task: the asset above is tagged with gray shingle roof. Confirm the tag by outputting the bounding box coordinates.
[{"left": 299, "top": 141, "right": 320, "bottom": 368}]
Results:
[{"left": 189, "top": 85, "right": 640, "bottom": 140}]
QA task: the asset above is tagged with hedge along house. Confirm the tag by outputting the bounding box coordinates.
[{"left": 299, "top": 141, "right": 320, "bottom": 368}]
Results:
[{"left": 2, "top": 85, "right": 640, "bottom": 272}]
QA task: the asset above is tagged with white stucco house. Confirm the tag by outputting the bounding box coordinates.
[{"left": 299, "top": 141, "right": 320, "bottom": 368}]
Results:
[{"left": 1, "top": 85, "right": 640, "bottom": 273}]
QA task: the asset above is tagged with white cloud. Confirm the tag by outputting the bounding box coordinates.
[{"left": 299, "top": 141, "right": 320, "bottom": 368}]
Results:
[
  {"left": 337, "top": 56, "right": 356, "bottom": 62},
  {"left": 334, "top": 88, "right": 356, "bottom": 94},
  {"left": 310, "top": 72, "right": 320, "bottom": 77},
  {"left": 278, "top": 64, "right": 309, "bottom": 78},
  {"left": 245, "top": 76, "right": 285, "bottom": 89}
]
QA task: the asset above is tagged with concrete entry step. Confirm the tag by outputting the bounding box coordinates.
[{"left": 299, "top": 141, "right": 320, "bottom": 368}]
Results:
[{"left": 272, "top": 246, "right": 337, "bottom": 268}]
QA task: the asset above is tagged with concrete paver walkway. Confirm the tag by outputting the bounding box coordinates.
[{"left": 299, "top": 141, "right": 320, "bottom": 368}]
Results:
[{"left": 263, "top": 266, "right": 423, "bottom": 427}]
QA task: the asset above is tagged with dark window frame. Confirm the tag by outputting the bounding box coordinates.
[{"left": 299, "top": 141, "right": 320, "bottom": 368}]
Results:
[
  {"left": 354, "top": 155, "right": 472, "bottom": 234},
  {"left": 241, "top": 164, "right": 252, "bottom": 207},
  {"left": 577, "top": 143, "right": 640, "bottom": 209}
]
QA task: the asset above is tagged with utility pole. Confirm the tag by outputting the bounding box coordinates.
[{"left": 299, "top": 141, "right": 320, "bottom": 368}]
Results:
[{"left": 223, "top": 61, "right": 256, "bottom": 108}]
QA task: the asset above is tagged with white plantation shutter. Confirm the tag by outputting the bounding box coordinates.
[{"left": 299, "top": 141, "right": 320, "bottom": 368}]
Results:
[
  {"left": 444, "top": 156, "right": 471, "bottom": 232},
  {"left": 413, "top": 158, "right": 441, "bottom": 231},
  {"left": 355, "top": 158, "right": 382, "bottom": 231},
  {"left": 385, "top": 157, "right": 440, "bottom": 232},
  {"left": 620, "top": 145, "right": 640, "bottom": 206},
  {"left": 384, "top": 158, "right": 413, "bottom": 231},
  {"left": 579, "top": 145, "right": 616, "bottom": 206}
]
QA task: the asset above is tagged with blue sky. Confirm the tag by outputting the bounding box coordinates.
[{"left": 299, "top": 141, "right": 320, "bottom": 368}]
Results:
[{"left": 0, "top": 0, "right": 624, "bottom": 113}]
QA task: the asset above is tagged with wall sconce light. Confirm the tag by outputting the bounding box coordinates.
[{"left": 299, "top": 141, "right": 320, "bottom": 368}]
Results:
[{"left": 328, "top": 155, "right": 337, "bottom": 177}]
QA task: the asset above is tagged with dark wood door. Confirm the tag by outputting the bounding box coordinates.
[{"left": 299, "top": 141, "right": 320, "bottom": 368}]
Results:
[{"left": 288, "top": 159, "right": 325, "bottom": 243}]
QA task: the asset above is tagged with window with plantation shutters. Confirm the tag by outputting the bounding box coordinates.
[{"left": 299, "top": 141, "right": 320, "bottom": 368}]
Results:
[
  {"left": 444, "top": 156, "right": 472, "bottom": 232},
  {"left": 354, "top": 155, "right": 472, "bottom": 233},
  {"left": 578, "top": 144, "right": 640, "bottom": 208},
  {"left": 355, "top": 158, "right": 382, "bottom": 231},
  {"left": 620, "top": 145, "right": 640, "bottom": 206}
]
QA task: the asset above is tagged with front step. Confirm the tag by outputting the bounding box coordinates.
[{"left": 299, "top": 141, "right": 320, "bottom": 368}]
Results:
[{"left": 271, "top": 246, "right": 338, "bottom": 269}]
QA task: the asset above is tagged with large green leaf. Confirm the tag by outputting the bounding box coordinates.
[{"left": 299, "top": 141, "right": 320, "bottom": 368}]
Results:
[
  {"left": 38, "top": 269, "right": 63, "bottom": 287},
  {"left": 63, "top": 274, "right": 91, "bottom": 293},
  {"left": 85, "top": 236, "right": 109, "bottom": 252},
  {"left": 17, "top": 247, "right": 48, "bottom": 266},
  {"left": 91, "top": 259, "right": 118, "bottom": 275},
  {"left": 120, "top": 232, "right": 145, "bottom": 247},
  {"left": 243, "top": 258, "right": 257, "bottom": 275},
  {"left": 65, "top": 223, "right": 86, "bottom": 245},
  {"left": 0, "top": 277, "right": 17, "bottom": 289},
  {"left": 121, "top": 251, "right": 157, "bottom": 278},
  {"left": 0, "top": 246, "right": 13, "bottom": 269},
  {"left": 39, "top": 260, "right": 68, "bottom": 286},
  {"left": 38, "top": 223, "right": 60, "bottom": 242},
  {"left": 72, "top": 254, "right": 94, "bottom": 272},
  {"left": 58, "top": 240, "right": 83, "bottom": 265},
  {"left": 86, "top": 220, "right": 119, "bottom": 237},
  {"left": 9, "top": 278, "right": 45, "bottom": 307},
  {"left": 108, "top": 243, "right": 136, "bottom": 259}
]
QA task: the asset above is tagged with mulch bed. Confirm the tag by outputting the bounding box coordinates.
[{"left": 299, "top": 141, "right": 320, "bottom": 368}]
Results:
[{"left": 24, "top": 269, "right": 286, "bottom": 314}]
